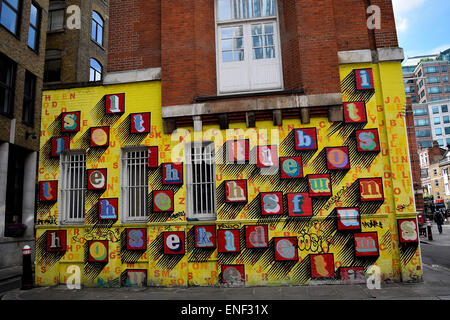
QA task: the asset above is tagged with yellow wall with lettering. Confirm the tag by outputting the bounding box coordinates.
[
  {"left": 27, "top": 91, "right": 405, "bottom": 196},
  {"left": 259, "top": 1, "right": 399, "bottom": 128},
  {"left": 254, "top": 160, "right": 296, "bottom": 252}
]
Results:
[{"left": 35, "top": 62, "right": 422, "bottom": 288}]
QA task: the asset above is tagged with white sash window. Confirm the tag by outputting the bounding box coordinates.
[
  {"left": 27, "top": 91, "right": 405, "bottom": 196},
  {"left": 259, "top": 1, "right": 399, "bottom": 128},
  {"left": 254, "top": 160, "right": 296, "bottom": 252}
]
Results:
[{"left": 216, "top": 0, "right": 283, "bottom": 94}]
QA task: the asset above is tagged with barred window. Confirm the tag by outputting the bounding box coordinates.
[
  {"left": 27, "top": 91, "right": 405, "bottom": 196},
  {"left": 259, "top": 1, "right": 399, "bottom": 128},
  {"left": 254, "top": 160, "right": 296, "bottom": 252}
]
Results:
[
  {"left": 59, "top": 151, "right": 86, "bottom": 224},
  {"left": 185, "top": 142, "right": 217, "bottom": 220},
  {"left": 121, "top": 147, "right": 148, "bottom": 222}
]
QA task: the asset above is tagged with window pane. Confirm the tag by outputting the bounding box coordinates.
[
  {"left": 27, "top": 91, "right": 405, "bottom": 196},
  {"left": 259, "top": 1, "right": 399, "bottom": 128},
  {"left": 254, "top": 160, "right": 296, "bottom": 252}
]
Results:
[
  {"left": 6, "top": 0, "right": 19, "bottom": 9},
  {"left": 27, "top": 28, "right": 36, "bottom": 49},
  {"left": 253, "top": 47, "right": 263, "bottom": 59},
  {"left": 1, "top": 3, "right": 18, "bottom": 34},
  {"left": 234, "top": 37, "right": 243, "bottom": 49},
  {"left": 252, "top": 35, "right": 261, "bottom": 47},
  {"left": 234, "top": 50, "right": 244, "bottom": 61},
  {"left": 222, "top": 51, "right": 233, "bottom": 62},
  {"left": 265, "top": 47, "right": 275, "bottom": 58},
  {"left": 30, "top": 4, "right": 38, "bottom": 26},
  {"left": 222, "top": 39, "right": 233, "bottom": 51},
  {"left": 252, "top": 24, "right": 262, "bottom": 35},
  {"left": 96, "top": 25, "right": 103, "bottom": 45},
  {"left": 218, "top": 0, "right": 231, "bottom": 20}
]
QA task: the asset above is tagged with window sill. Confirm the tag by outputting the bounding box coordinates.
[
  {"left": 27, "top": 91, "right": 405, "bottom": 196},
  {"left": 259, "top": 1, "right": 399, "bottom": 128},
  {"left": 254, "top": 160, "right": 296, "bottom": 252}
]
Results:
[
  {"left": 90, "top": 38, "right": 106, "bottom": 51},
  {"left": 195, "top": 89, "right": 303, "bottom": 103},
  {"left": 47, "top": 29, "right": 65, "bottom": 34}
]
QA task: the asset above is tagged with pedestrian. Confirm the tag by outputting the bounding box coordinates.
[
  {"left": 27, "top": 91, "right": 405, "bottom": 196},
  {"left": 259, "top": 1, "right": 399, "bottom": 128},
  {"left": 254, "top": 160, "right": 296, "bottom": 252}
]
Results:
[{"left": 434, "top": 210, "right": 445, "bottom": 234}]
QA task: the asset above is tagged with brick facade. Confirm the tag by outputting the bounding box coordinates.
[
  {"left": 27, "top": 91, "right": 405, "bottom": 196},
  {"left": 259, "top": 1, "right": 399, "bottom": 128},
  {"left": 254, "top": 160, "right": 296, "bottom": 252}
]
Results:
[
  {"left": 45, "top": 0, "right": 109, "bottom": 84},
  {"left": 108, "top": 0, "right": 399, "bottom": 108}
]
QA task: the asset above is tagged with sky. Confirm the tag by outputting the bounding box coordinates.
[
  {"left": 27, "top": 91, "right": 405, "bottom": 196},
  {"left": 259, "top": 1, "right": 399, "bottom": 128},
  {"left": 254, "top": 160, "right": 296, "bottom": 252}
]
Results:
[{"left": 392, "top": 0, "right": 450, "bottom": 59}]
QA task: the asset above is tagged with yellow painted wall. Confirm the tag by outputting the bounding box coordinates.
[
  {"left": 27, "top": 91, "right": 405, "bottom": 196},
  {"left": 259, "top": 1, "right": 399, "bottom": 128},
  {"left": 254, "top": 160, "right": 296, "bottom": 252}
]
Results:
[{"left": 35, "top": 62, "right": 423, "bottom": 288}]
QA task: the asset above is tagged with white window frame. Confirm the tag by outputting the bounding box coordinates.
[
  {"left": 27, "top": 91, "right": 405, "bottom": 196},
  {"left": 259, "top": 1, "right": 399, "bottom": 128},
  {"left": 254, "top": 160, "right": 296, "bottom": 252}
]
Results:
[
  {"left": 214, "top": 0, "right": 283, "bottom": 95},
  {"left": 120, "top": 146, "right": 148, "bottom": 223},
  {"left": 59, "top": 150, "right": 86, "bottom": 225},
  {"left": 185, "top": 141, "right": 217, "bottom": 221}
]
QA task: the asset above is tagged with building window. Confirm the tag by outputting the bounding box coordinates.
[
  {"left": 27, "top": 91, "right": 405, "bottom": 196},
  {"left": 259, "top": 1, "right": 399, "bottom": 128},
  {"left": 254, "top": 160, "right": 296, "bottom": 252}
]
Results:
[
  {"left": 432, "top": 106, "right": 439, "bottom": 114},
  {"left": 446, "top": 138, "right": 450, "bottom": 146},
  {"left": 411, "top": 96, "right": 417, "bottom": 103},
  {"left": 416, "top": 129, "right": 430, "bottom": 138},
  {"left": 405, "top": 86, "right": 415, "bottom": 93},
  {"left": 413, "top": 108, "right": 428, "bottom": 116},
  {"left": 428, "top": 87, "right": 442, "bottom": 94},
  {"left": 120, "top": 147, "right": 148, "bottom": 222},
  {"left": 89, "top": 58, "right": 102, "bottom": 81},
  {"left": 443, "top": 65, "right": 448, "bottom": 73},
  {"left": 444, "top": 76, "right": 449, "bottom": 83},
  {"left": 436, "top": 128, "right": 442, "bottom": 136},
  {"left": 444, "top": 116, "right": 450, "bottom": 124},
  {"left": 44, "top": 49, "right": 62, "bottom": 83},
  {"left": 185, "top": 142, "right": 217, "bottom": 221},
  {"left": 4, "top": 145, "right": 27, "bottom": 236},
  {"left": 0, "top": 53, "right": 16, "bottom": 117},
  {"left": 0, "top": 0, "right": 20, "bottom": 35},
  {"left": 22, "top": 71, "right": 36, "bottom": 126},
  {"left": 427, "top": 76, "right": 441, "bottom": 84},
  {"left": 420, "top": 90, "right": 425, "bottom": 99},
  {"left": 27, "top": 3, "right": 41, "bottom": 51},
  {"left": 47, "top": 1, "right": 65, "bottom": 31},
  {"left": 215, "top": 0, "right": 282, "bottom": 94},
  {"left": 425, "top": 66, "right": 440, "bottom": 74},
  {"left": 436, "top": 192, "right": 441, "bottom": 199},
  {"left": 442, "top": 105, "right": 448, "bottom": 113},
  {"left": 419, "top": 141, "right": 432, "bottom": 149},
  {"left": 419, "top": 80, "right": 423, "bottom": 88},
  {"left": 438, "top": 139, "right": 444, "bottom": 147},
  {"left": 445, "top": 86, "right": 450, "bottom": 93},
  {"left": 414, "top": 118, "right": 429, "bottom": 126},
  {"left": 91, "top": 11, "right": 104, "bottom": 46},
  {"left": 59, "top": 151, "right": 86, "bottom": 224},
  {"left": 434, "top": 117, "right": 441, "bottom": 125}
]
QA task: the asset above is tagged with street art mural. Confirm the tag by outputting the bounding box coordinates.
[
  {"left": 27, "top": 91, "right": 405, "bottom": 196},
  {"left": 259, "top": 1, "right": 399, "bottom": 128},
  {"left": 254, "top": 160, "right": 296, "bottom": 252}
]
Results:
[{"left": 35, "top": 62, "right": 422, "bottom": 288}]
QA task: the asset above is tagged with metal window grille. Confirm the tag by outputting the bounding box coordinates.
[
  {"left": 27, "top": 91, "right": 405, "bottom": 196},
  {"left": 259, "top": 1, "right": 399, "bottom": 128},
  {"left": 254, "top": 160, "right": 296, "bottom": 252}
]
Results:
[
  {"left": 121, "top": 147, "right": 148, "bottom": 222},
  {"left": 59, "top": 151, "right": 86, "bottom": 224},
  {"left": 186, "top": 142, "right": 217, "bottom": 220}
]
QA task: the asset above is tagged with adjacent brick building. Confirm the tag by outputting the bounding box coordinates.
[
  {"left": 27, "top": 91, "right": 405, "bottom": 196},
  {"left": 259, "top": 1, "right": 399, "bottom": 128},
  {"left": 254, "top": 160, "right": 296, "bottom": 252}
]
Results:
[
  {"left": 0, "top": 0, "right": 48, "bottom": 268},
  {"left": 44, "top": 0, "right": 109, "bottom": 85}
]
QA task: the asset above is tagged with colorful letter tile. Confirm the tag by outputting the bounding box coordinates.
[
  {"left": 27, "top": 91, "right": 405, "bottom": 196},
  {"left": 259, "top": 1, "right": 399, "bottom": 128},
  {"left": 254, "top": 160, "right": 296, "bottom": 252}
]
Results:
[
  {"left": 153, "top": 190, "right": 174, "bottom": 213},
  {"left": 355, "top": 68, "right": 374, "bottom": 90},
  {"left": 164, "top": 232, "right": 185, "bottom": 255},
  {"left": 130, "top": 112, "right": 151, "bottom": 134},
  {"left": 105, "top": 93, "right": 125, "bottom": 114},
  {"left": 340, "top": 267, "right": 365, "bottom": 284},
  {"left": 88, "top": 240, "right": 109, "bottom": 263},
  {"left": 39, "top": 181, "right": 58, "bottom": 202},
  {"left": 87, "top": 169, "right": 107, "bottom": 190},
  {"left": 356, "top": 129, "right": 380, "bottom": 152},
  {"left": 218, "top": 229, "right": 240, "bottom": 253},
  {"left": 257, "top": 145, "right": 278, "bottom": 168},
  {"left": 227, "top": 139, "right": 250, "bottom": 163},
  {"left": 51, "top": 136, "right": 70, "bottom": 157},
  {"left": 326, "top": 147, "right": 350, "bottom": 170},
  {"left": 260, "top": 192, "right": 284, "bottom": 215},
  {"left": 225, "top": 180, "right": 248, "bottom": 203},
  {"left": 359, "top": 178, "right": 384, "bottom": 202},
  {"left": 245, "top": 225, "right": 268, "bottom": 249},
  {"left": 126, "top": 228, "right": 147, "bottom": 250},
  {"left": 294, "top": 128, "right": 318, "bottom": 151},
  {"left": 398, "top": 219, "right": 419, "bottom": 243},
  {"left": 336, "top": 208, "right": 361, "bottom": 231},
  {"left": 343, "top": 101, "right": 367, "bottom": 124},
  {"left": 194, "top": 225, "right": 216, "bottom": 248},
  {"left": 61, "top": 111, "right": 81, "bottom": 133},
  {"left": 354, "top": 232, "right": 379, "bottom": 257},
  {"left": 46, "top": 230, "right": 67, "bottom": 252},
  {"left": 308, "top": 174, "right": 332, "bottom": 198},
  {"left": 221, "top": 265, "right": 245, "bottom": 286},
  {"left": 280, "top": 157, "right": 303, "bottom": 179},
  {"left": 162, "top": 163, "right": 183, "bottom": 185},
  {"left": 287, "top": 193, "right": 313, "bottom": 217},
  {"left": 90, "top": 127, "right": 110, "bottom": 147},
  {"left": 274, "top": 237, "right": 298, "bottom": 261},
  {"left": 148, "top": 146, "right": 159, "bottom": 168},
  {"left": 125, "top": 269, "right": 147, "bottom": 287},
  {"left": 310, "top": 254, "right": 335, "bottom": 278},
  {"left": 98, "top": 198, "right": 118, "bottom": 220}
]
